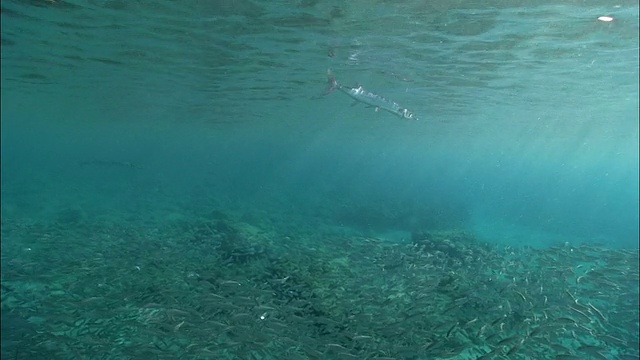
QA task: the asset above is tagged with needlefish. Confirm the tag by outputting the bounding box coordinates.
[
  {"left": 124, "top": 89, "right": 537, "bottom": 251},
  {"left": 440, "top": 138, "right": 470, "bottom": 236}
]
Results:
[{"left": 323, "top": 69, "right": 419, "bottom": 120}]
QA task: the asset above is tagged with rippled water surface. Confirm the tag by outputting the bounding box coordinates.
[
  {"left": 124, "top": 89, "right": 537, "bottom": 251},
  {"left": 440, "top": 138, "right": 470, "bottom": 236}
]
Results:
[{"left": 3, "top": 1, "right": 638, "bottom": 128}]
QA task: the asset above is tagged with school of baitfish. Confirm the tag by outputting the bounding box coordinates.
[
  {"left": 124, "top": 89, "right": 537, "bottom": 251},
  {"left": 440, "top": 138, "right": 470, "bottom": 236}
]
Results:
[{"left": 1, "top": 217, "right": 638, "bottom": 359}]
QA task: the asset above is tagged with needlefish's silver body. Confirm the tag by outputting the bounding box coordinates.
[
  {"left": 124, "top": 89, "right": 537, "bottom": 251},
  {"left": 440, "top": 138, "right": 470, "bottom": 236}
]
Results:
[{"left": 324, "top": 70, "right": 418, "bottom": 120}]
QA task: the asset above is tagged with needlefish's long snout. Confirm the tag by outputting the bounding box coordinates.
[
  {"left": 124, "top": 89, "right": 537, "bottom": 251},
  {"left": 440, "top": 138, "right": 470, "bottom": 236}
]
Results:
[{"left": 323, "top": 69, "right": 419, "bottom": 121}]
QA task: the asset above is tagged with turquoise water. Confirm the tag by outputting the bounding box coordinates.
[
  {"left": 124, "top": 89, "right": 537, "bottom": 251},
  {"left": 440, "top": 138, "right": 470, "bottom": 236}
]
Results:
[{"left": 1, "top": 1, "right": 638, "bottom": 359}]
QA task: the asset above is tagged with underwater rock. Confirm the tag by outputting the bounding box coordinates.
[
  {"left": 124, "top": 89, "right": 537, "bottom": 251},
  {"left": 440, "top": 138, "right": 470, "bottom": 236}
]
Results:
[
  {"left": 54, "top": 207, "right": 86, "bottom": 225},
  {"left": 213, "top": 219, "right": 268, "bottom": 264},
  {"left": 1, "top": 312, "right": 37, "bottom": 359}
]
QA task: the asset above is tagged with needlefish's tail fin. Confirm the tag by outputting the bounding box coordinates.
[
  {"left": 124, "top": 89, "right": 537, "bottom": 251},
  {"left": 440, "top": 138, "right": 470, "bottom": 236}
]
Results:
[
  {"left": 310, "top": 69, "right": 338, "bottom": 99},
  {"left": 324, "top": 69, "right": 339, "bottom": 95}
]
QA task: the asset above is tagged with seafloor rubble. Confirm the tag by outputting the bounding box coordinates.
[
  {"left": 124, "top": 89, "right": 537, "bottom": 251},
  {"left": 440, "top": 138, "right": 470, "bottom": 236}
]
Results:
[{"left": 1, "top": 213, "right": 638, "bottom": 360}]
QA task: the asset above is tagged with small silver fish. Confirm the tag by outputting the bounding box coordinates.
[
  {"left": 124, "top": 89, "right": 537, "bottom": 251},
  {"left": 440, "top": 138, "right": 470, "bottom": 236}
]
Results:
[{"left": 324, "top": 69, "right": 418, "bottom": 120}]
